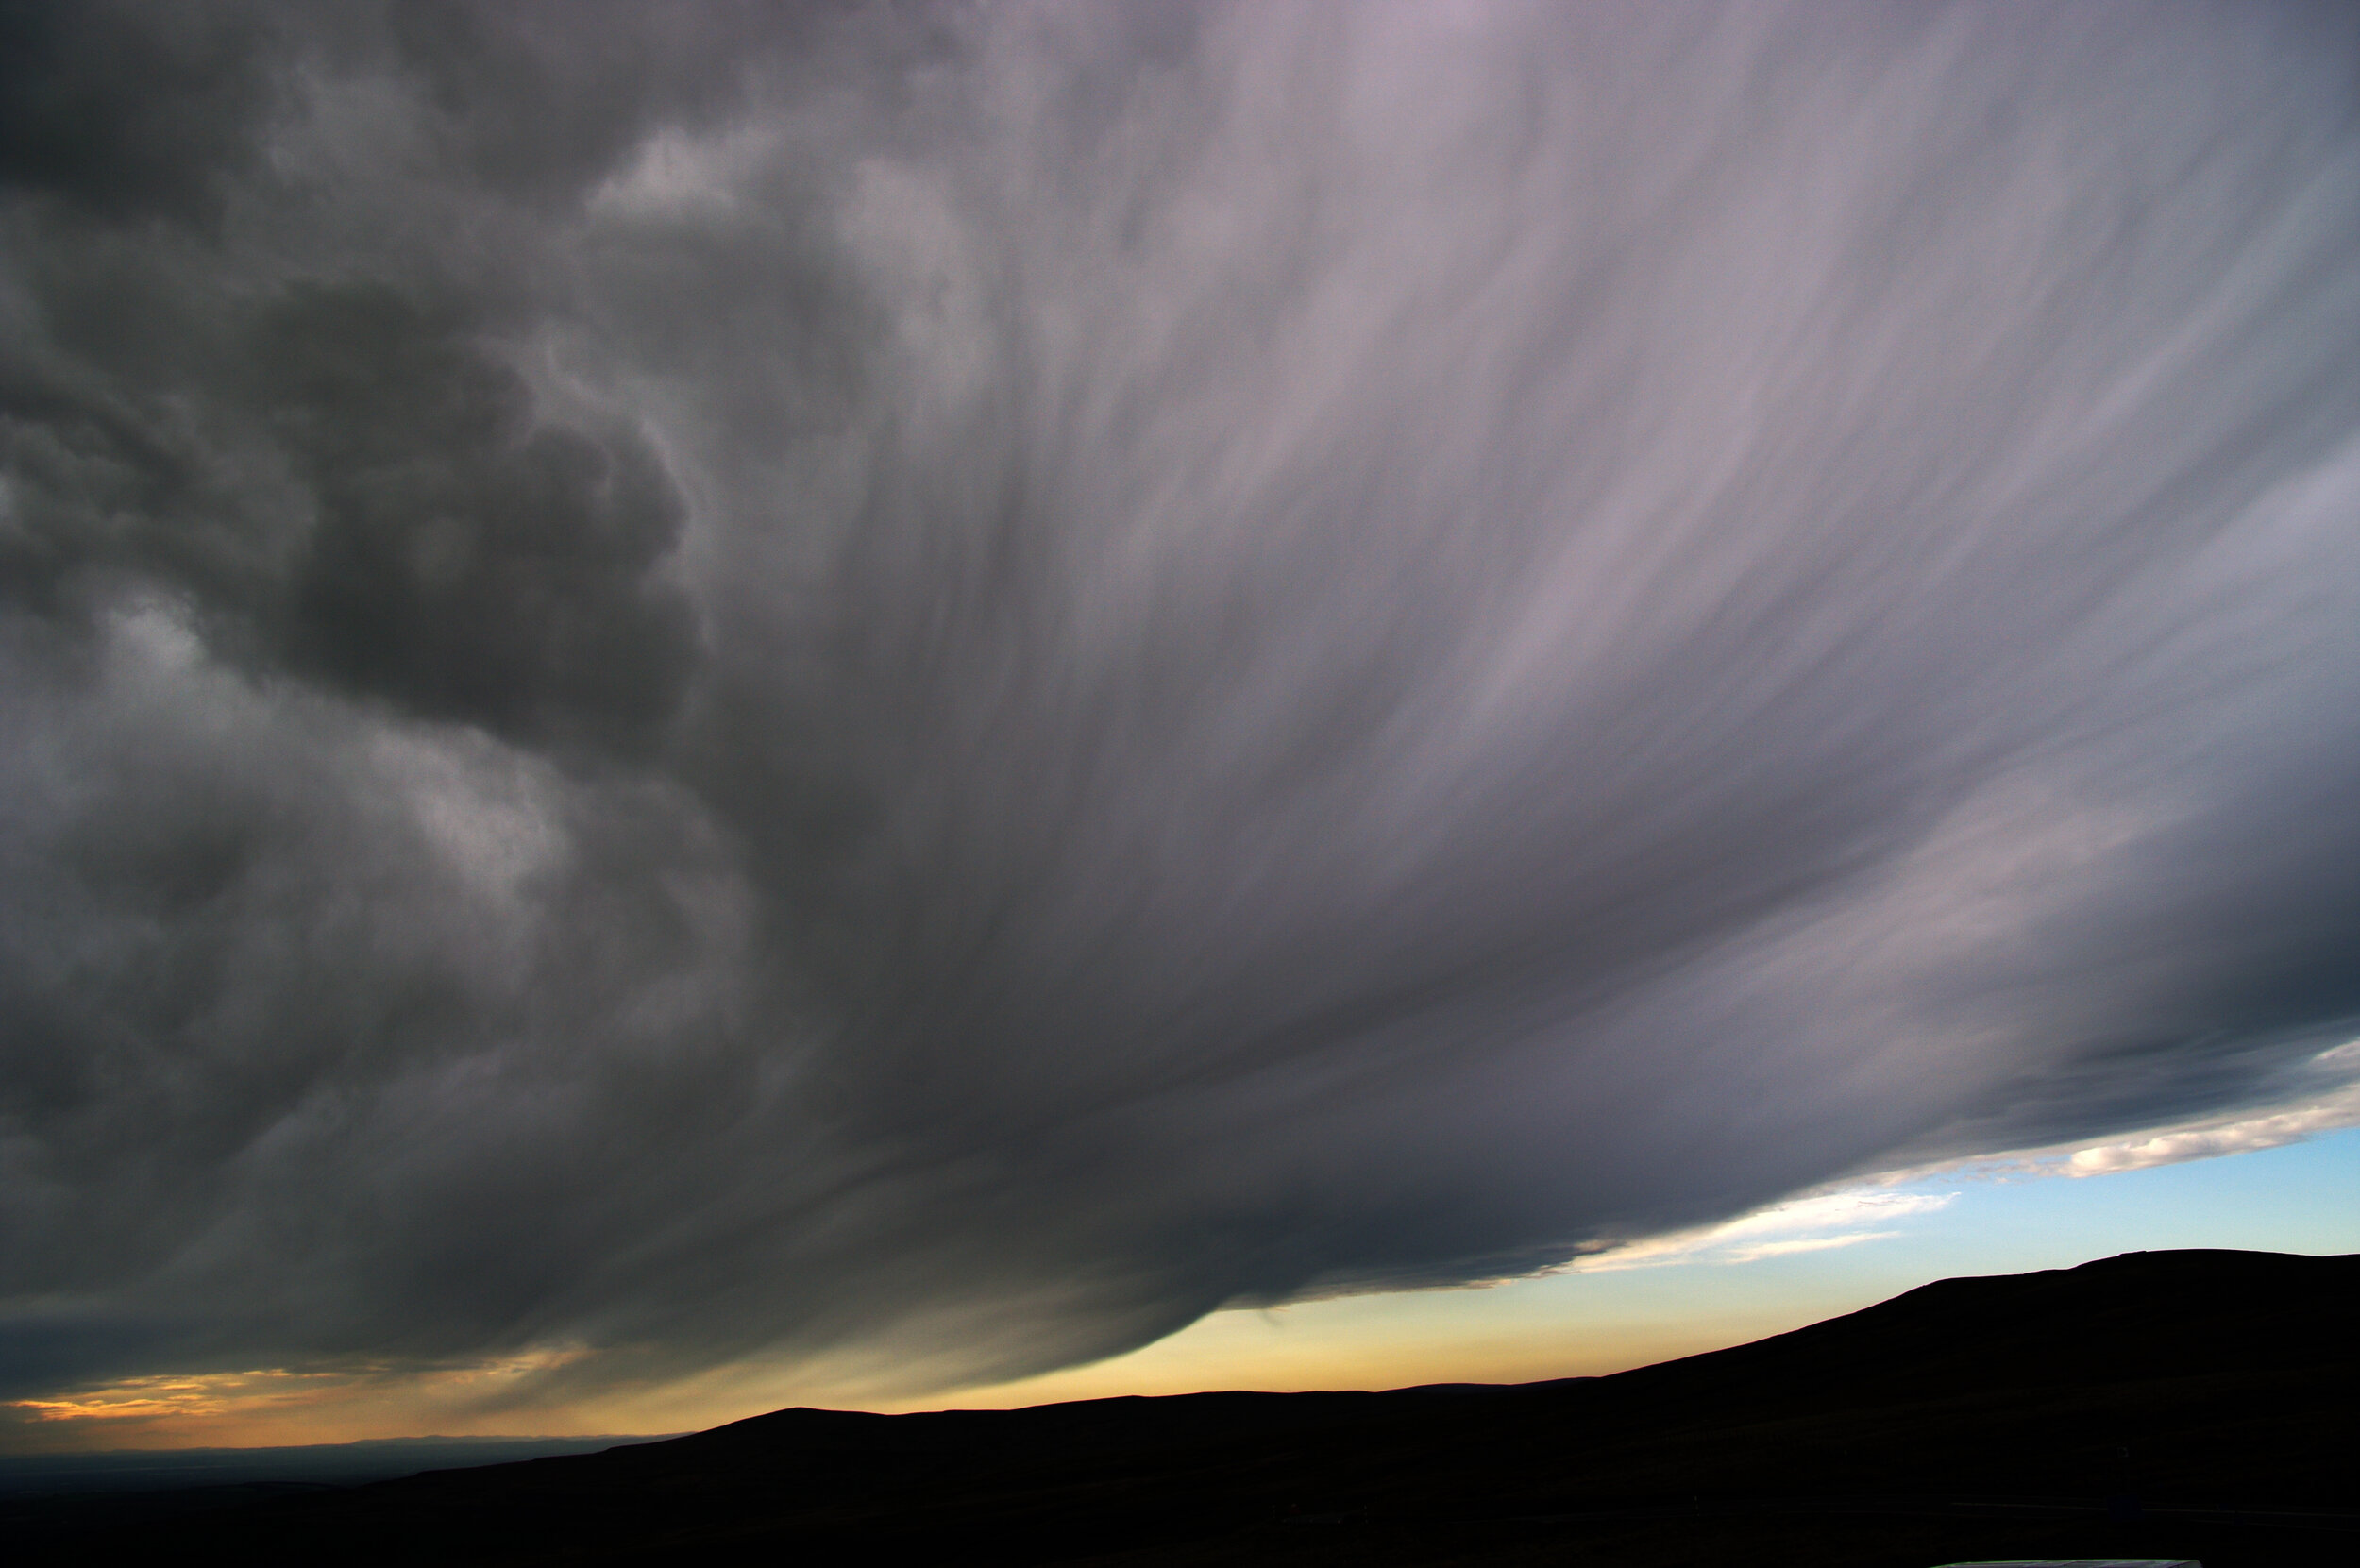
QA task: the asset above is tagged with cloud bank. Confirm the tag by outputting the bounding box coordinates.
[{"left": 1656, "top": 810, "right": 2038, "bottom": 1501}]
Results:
[{"left": 6, "top": 1, "right": 2360, "bottom": 1414}]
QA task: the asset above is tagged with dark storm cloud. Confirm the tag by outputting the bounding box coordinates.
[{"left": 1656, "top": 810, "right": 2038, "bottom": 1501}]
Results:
[
  {"left": 258, "top": 281, "right": 699, "bottom": 750},
  {"left": 6, "top": 1, "right": 2360, "bottom": 1408},
  {"left": 0, "top": 0, "right": 281, "bottom": 226}
]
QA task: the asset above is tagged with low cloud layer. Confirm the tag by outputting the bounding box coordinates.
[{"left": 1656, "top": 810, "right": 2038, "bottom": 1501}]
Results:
[{"left": 6, "top": 1, "right": 2360, "bottom": 1417}]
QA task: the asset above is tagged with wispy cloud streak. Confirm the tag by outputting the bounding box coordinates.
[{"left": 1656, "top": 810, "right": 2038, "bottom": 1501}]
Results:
[{"left": 1576, "top": 1191, "right": 1959, "bottom": 1273}]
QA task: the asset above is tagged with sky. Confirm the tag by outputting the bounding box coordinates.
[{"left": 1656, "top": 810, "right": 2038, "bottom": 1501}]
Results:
[{"left": 4, "top": 1, "right": 2360, "bottom": 1453}]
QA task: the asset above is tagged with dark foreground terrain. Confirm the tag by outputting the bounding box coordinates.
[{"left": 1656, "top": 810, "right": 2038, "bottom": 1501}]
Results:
[{"left": 20, "top": 1249, "right": 2357, "bottom": 1565}]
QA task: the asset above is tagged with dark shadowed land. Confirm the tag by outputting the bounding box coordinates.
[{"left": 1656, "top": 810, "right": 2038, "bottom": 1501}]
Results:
[
  {"left": 0, "top": 1435, "right": 677, "bottom": 1497},
  {"left": 0, "top": 1434, "right": 673, "bottom": 1539},
  {"left": 17, "top": 1249, "right": 2355, "bottom": 1566}
]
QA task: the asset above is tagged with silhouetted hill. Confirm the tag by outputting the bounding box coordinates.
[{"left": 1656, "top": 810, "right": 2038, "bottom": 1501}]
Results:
[
  {"left": 0, "top": 1434, "right": 672, "bottom": 1497},
  {"left": 29, "top": 1249, "right": 2360, "bottom": 1565}
]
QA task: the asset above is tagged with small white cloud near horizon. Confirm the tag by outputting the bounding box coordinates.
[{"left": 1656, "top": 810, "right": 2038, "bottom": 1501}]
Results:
[
  {"left": 2065, "top": 1087, "right": 2360, "bottom": 1175},
  {"left": 1573, "top": 1040, "right": 2360, "bottom": 1274},
  {"left": 1574, "top": 1189, "right": 1959, "bottom": 1273},
  {"left": 1898, "top": 1039, "right": 2360, "bottom": 1184}
]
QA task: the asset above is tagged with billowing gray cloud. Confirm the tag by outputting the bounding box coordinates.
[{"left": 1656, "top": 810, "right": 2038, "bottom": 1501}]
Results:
[{"left": 6, "top": 0, "right": 2360, "bottom": 1411}]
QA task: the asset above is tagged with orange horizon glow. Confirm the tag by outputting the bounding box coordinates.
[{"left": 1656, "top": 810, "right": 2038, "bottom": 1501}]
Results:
[
  {"left": 15, "top": 1123, "right": 2356, "bottom": 1457},
  {"left": 0, "top": 1283, "right": 1809, "bottom": 1455}
]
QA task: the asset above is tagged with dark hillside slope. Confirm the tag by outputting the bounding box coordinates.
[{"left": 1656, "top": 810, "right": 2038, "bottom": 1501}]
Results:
[
  {"left": 41, "top": 1249, "right": 2360, "bottom": 1566},
  {"left": 1499, "top": 1247, "right": 2360, "bottom": 1502}
]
